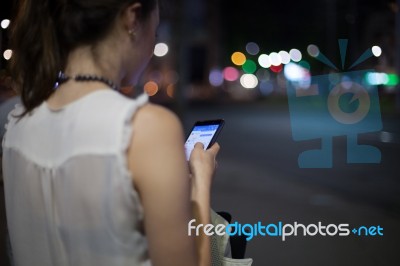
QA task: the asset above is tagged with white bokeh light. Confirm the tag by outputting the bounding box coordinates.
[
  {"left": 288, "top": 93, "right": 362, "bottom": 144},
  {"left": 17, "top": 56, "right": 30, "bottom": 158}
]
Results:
[
  {"left": 240, "top": 74, "right": 258, "bottom": 89},
  {"left": 258, "top": 54, "right": 271, "bottom": 68},
  {"left": 3, "top": 49, "right": 12, "bottom": 60},
  {"left": 289, "top": 48, "right": 302, "bottom": 62},
  {"left": 154, "top": 43, "right": 169, "bottom": 57},
  {"left": 371, "top": 46, "right": 382, "bottom": 57},
  {"left": 366, "top": 72, "right": 388, "bottom": 85},
  {"left": 307, "top": 44, "right": 320, "bottom": 57},
  {"left": 284, "top": 63, "right": 311, "bottom": 88},
  {"left": 284, "top": 63, "right": 304, "bottom": 81},
  {"left": 1, "top": 19, "right": 10, "bottom": 29},
  {"left": 269, "top": 52, "right": 282, "bottom": 66},
  {"left": 279, "top": 50, "right": 291, "bottom": 64}
]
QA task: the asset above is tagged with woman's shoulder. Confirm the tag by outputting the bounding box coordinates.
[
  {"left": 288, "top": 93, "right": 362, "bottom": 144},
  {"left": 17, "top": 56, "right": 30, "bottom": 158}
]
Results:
[
  {"left": 132, "top": 103, "right": 183, "bottom": 136},
  {"left": 126, "top": 102, "right": 186, "bottom": 184},
  {"left": 136, "top": 103, "right": 178, "bottom": 122}
]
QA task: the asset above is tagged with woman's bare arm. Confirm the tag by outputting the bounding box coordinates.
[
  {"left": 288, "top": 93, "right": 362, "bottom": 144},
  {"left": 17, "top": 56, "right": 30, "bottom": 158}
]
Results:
[{"left": 127, "top": 103, "right": 215, "bottom": 266}]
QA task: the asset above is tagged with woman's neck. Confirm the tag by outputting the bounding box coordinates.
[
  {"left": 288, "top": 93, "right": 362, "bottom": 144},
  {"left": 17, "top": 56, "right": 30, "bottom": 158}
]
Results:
[
  {"left": 46, "top": 44, "right": 124, "bottom": 109},
  {"left": 64, "top": 45, "right": 122, "bottom": 86}
]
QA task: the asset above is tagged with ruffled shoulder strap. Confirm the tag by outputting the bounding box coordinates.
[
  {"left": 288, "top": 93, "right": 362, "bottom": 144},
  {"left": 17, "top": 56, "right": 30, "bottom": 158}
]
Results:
[{"left": 1, "top": 97, "right": 23, "bottom": 149}]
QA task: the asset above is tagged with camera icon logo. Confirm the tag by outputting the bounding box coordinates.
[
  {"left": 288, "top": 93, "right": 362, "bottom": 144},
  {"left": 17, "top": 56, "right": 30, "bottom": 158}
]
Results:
[
  {"left": 286, "top": 40, "right": 382, "bottom": 168},
  {"left": 327, "top": 81, "right": 370, "bottom": 125}
]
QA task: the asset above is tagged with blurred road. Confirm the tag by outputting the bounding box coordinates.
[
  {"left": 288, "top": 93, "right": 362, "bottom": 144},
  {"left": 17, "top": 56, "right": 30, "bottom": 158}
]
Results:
[{"left": 184, "top": 101, "right": 400, "bottom": 266}]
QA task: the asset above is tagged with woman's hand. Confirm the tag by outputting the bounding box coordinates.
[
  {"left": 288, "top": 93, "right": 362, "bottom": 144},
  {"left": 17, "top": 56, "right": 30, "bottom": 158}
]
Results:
[
  {"left": 189, "top": 142, "right": 220, "bottom": 193},
  {"left": 188, "top": 142, "right": 220, "bottom": 266}
]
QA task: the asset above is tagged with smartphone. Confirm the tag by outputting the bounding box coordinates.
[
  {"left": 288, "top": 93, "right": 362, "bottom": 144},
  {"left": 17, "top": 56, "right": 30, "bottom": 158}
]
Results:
[{"left": 184, "top": 119, "right": 225, "bottom": 160}]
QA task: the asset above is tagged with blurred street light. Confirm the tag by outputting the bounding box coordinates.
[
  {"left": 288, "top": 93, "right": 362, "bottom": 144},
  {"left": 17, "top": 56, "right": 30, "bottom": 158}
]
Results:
[
  {"left": 3, "top": 49, "right": 12, "bottom": 60},
  {"left": 1, "top": 19, "right": 10, "bottom": 29},
  {"left": 154, "top": 43, "right": 169, "bottom": 57},
  {"left": 371, "top": 45, "right": 382, "bottom": 57}
]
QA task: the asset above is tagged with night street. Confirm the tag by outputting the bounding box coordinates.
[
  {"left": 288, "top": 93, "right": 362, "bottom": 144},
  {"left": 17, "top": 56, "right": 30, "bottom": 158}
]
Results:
[
  {"left": 1, "top": 0, "right": 400, "bottom": 265},
  {"left": 184, "top": 101, "right": 400, "bottom": 265}
]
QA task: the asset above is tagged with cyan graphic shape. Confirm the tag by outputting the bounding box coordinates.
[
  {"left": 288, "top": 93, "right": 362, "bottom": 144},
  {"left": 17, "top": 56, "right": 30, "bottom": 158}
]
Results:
[
  {"left": 298, "top": 137, "right": 333, "bottom": 168},
  {"left": 339, "top": 93, "right": 359, "bottom": 113},
  {"left": 315, "top": 52, "right": 338, "bottom": 70},
  {"left": 286, "top": 70, "right": 382, "bottom": 168},
  {"left": 349, "top": 48, "right": 374, "bottom": 69},
  {"left": 346, "top": 134, "right": 381, "bottom": 163},
  {"left": 338, "top": 39, "right": 348, "bottom": 69}
]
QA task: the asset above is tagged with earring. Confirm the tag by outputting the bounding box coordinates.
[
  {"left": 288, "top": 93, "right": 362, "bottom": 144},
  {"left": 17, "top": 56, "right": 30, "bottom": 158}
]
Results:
[{"left": 128, "top": 29, "right": 136, "bottom": 40}]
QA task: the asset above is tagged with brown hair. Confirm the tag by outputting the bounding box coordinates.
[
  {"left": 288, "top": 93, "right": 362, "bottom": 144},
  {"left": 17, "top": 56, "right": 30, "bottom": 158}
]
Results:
[{"left": 9, "top": 0, "right": 157, "bottom": 116}]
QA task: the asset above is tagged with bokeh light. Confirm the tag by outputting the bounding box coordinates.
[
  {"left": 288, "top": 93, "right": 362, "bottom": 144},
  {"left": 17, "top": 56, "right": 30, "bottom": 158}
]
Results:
[
  {"left": 365, "top": 72, "right": 399, "bottom": 86},
  {"left": 258, "top": 54, "right": 271, "bottom": 68},
  {"left": 246, "top": 42, "right": 260, "bottom": 55},
  {"left": 259, "top": 81, "right": 274, "bottom": 95},
  {"left": 366, "top": 72, "right": 388, "bottom": 85},
  {"left": 307, "top": 44, "right": 320, "bottom": 57},
  {"left": 289, "top": 48, "right": 302, "bottom": 62},
  {"left": 231, "top": 52, "right": 246, "bottom": 66},
  {"left": 341, "top": 75, "right": 353, "bottom": 89},
  {"left": 284, "top": 63, "right": 311, "bottom": 88},
  {"left": 279, "top": 51, "right": 291, "bottom": 64},
  {"left": 223, "top": 66, "right": 239, "bottom": 81},
  {"left": 144, "top": 81, "right": 159, "bottom": 96},
  {"left": 166, "top": 84, "right": 175, "bottom": 98},
  {"left": 371, "top": 46, "right": 382, "bottom": 57},
  {"left": 284, "top": 63, "right": 305, "bottom": 81},
  {"left": 269, "top": 52, "right": 282, "bottom": 66},
  {"left": 270, "top": 64, "right": 283, "bottom": 73},
  {"left": 120, "top": 85, "right": 134, "bottom": 95},
  {"left": 154, "top": 43, "right": 169, "bottom": 57},
  {"left": 240, "top": 74, "right": 258, "bottom": 89},
  {"left": 209, "top": 68, "right": 224, "bottom": 86},
  {"left": 387, "top": 74, "right": 399, "bottom": 86},
  {"left": 3, "top": 49, "right": 12, "bottom": 60},
  {"left": 242, "top": 59, "right": 257, "bottom": 74},
  {"left": 1, "top": 19, "right": 10, "bottom": 29}
]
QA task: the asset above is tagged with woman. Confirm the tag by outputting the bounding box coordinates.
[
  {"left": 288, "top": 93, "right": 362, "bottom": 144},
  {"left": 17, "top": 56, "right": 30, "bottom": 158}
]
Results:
[{"left": 2, "top": 0, "right": 219, "bottom": 265}]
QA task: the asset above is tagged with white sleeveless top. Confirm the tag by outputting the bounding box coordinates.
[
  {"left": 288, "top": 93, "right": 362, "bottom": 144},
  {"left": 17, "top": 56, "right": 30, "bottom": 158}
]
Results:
[{"left": 2, "top": 89, "right": 151, "bottom": 266}]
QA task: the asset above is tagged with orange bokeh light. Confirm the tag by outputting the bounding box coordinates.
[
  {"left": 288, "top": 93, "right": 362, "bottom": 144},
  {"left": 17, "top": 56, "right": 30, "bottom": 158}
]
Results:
[
  {"left": 231, "top": 52, "right": 246, "bottom": 66},
  {"left": 166, "top": 84, "right": 175, "bottom": 98},
  {"left": 144, "top": 81, "right": 159, "bottom": 96}
]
